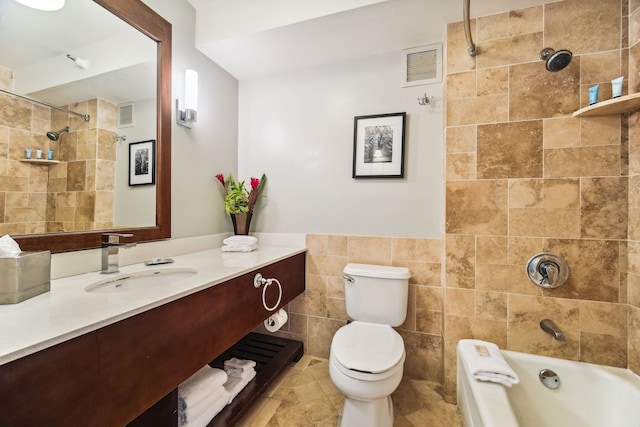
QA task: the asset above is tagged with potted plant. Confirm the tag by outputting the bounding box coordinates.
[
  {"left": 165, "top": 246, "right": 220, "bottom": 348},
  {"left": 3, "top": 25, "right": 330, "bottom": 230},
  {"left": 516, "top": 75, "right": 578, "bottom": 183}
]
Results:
[{"left": 215, "top": 173, "right": 266, "bottom": 234}]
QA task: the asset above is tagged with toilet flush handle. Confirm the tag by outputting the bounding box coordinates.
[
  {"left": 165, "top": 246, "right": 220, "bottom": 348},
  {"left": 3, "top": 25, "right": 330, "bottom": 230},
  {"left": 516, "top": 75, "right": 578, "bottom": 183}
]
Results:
[{"left": 343, "top": 274, "right": 354, "bottom": 284}]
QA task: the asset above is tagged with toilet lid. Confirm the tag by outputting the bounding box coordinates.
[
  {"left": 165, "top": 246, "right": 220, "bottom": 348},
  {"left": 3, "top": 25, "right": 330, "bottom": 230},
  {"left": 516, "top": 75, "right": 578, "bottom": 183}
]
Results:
[{"left": 332, "top": 322, "right": 404, "bottom": 374}]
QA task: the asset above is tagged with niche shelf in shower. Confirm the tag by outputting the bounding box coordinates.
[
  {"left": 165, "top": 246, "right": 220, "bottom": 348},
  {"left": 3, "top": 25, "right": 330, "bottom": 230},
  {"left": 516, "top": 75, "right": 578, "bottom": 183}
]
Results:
[
  {"left": 573, "top": 92, "right": 640, "bottom": 117},
  {"left": 19, "top": 159, "right": 60, "bottom": 165}
]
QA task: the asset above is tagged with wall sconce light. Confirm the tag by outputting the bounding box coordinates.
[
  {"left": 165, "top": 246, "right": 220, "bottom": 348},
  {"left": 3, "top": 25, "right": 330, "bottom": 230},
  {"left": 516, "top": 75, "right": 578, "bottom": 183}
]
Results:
[{"left": 177, "top": 69, "right": 198, "bottom": 128}]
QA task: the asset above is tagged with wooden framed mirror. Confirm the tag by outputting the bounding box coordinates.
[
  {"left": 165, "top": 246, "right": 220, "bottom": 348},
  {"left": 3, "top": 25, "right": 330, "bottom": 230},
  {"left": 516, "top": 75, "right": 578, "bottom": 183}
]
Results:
[{"left": 13, "top": 0, "right": 171, "bottom": 253}]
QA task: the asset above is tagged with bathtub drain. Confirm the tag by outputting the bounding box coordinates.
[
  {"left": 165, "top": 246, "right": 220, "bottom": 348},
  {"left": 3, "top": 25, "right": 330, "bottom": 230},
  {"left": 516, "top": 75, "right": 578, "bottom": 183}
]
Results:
[{"left": 539, "top": 369, "right": 560, "bottom": 389}]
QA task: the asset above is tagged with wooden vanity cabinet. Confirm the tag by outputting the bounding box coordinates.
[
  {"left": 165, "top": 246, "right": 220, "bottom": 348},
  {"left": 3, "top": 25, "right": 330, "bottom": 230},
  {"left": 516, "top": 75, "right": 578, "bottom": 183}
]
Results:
[{"left": 0, "top": 252, "right": 305, "bottom": 426}]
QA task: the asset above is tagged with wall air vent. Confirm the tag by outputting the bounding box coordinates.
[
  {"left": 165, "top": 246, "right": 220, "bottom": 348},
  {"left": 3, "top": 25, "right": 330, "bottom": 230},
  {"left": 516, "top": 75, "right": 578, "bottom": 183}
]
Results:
[
  {"left": 402, "top": 44, "right": 442, "bottom": 87},
  {"left": 118, "top": 102, "right": 135, "bottom": 128}
]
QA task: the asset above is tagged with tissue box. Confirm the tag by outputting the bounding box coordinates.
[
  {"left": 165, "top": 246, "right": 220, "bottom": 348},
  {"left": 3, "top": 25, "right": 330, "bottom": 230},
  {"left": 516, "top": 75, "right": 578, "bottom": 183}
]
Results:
[{"left": 0, "top": 251, "right": 51, "bottom": 304}]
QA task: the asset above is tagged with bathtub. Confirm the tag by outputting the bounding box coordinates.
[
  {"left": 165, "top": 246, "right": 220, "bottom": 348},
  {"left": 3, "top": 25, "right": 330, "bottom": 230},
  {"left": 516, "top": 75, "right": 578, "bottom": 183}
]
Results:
[{"left": 457, "top": 346, "right": 640, "bottom": 427}]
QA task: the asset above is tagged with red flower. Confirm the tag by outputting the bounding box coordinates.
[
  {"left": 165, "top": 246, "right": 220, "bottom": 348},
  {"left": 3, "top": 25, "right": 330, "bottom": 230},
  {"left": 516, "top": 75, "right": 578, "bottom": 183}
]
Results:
[
  {"left": 250, "top": 177, "right": 260, "bottom": 190},
  {"left": 215, "top": 174, "right": 225, "bottom": 185}
]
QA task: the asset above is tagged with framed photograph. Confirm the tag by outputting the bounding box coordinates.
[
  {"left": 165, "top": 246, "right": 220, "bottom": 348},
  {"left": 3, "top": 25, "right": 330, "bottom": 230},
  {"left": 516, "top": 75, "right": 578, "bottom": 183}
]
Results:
[
  {"left": 352, "top": 112, "right": 406, "bottom": 178},
  {"left": 128, "top": 140, "right": 155, "bottom": 186}
]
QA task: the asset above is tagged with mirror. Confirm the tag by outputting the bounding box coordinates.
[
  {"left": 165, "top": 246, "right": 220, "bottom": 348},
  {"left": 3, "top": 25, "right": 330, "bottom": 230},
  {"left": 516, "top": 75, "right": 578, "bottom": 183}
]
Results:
[{"left": 4, "top": 0, "right": 172, "bottom": 252}]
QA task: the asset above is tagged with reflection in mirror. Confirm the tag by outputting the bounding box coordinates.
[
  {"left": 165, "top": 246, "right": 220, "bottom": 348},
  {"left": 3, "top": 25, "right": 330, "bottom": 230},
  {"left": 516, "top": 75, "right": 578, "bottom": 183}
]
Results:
[
  {"left": 0, "top": 0, "right": 172, "bottom": 252},
  {"left": 0, "top": 0, "right": 156, "bottom": 235}
]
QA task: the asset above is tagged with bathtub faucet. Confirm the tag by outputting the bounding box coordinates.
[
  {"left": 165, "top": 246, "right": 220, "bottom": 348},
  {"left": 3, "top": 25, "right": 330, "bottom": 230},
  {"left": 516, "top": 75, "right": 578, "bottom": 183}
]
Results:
[{"left": 540, "top": 319, "right": 565, "bottom": 341}]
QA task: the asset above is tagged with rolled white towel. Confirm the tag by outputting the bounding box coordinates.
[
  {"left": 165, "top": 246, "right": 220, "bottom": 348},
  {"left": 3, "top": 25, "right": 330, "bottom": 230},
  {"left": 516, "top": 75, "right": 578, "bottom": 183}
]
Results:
[
  {"left": 223, "top": 235, "right": 258, "bottom": 246},
  {"left": 223, "top": 368, "right": 257, "bottom": 404},
  {"left": 457, "top": 339, "right": 519, "bottom": 387},
  {"left": 225, "top": 366, "right": 257, "bottom": 380},
  {"left": 178, "top": 366, "right": 228, "bottom": 412},
  {"left": 179, "top": 385, "right": 229, "bottom": 426},
  {"left": 221, "top": 243, "right": 258, "bottom": 252}
]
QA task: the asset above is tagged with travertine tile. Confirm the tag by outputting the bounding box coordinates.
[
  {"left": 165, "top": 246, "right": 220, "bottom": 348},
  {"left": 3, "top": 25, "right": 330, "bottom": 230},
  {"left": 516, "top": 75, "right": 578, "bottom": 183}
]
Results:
[
  {"left": 544, "top": 146, "right": 621, "bottom": 177},
  {"left": 476, "top": 32, "right": 542, "bottom": 69},
  {"left": 347, "top": 236, "right": 392, "bottom": 265},
  {"left": 398, "top": 330, "right": 443, "bottom": 382},
  {"left": 581, "top": 177, "right": 628, "bottom": 239},
  {"left": 509, "top": 178, "right": 544, "bottom": 210},
  {"left": 580, "top": 51, "right": 622, "bottom": 86},
  {"left": 306, "top": 317, "right": 344, "bottom": 359},
  {"left": 543, "top": 117, "right": 581, "bottom": 149},
  {"left": 444, "top": 315, "right": 506, "bottom": 348},
  {"left": 580, "top": 332, "right": 627, "bottom": 367},
  {"left": 446, "top": 21, "right": 476, "bottom": 74},
  {"left": 446, "top": 180, "right": 508, "bottom": 234},
  {"left": 629, "top": 307, "right": 640, "bottom": 374},
  {"left": 508, "top": 6, "right": 542, "bottom": 36},
  {"left": 446, "top": 153, "right": 476, "bottom": 181},
  {"left": 477, "top": 121, "right": 543, "bottom": 179},
  {"left": 580, "top": 300, "right": 627, "bottom": 337},
  {"left": 581, "top": 115, "right": 621, "bottom": 146},
  {"left": 544, "top": 0, "right": 621, "bottom": 55},
  {"left": 477, "top": 12, "right": 509, "bottom": 41},
  {"left": 509, "top": 60, "right": 580, "bottom": 120},
  {"left": 476, "top": 291, "right": 508, "bottom": 321},
  {"left": 445, "top": 234, "right": 476, "bottom": 289},
  {"left": 544, "top": 239, "right": 619, "bottom": 302},
  {"left": 288, "top": 274, "right": 327, "bottom": 317},
  {"left": 477, "top": 67, "right": 508, "bottom": 96},
  {"left": 476, "top": 235, "right": 508, "bottom": 265},
  {"left": 445, "top": 288, "right": 474, "bottom": 317},
  {"left": 446, "top": 125, "right": 476, "bottom": 154},
  {"left": 507, "top": 294, "right": 579, "bottom": 359},
  {"left": 446, "top": 94, "right": 508, "bottom": 126},
  {"left": 446, "top": 71, "right": 476, "bottom": 100},
  {"left": 392, "top": 238, "right": 441, "bottom": 263}
]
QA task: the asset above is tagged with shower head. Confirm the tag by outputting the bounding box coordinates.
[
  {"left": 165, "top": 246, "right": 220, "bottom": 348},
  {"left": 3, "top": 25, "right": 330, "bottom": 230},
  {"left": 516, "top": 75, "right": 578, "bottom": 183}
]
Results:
[
  {"left": 46, "top": 126, "right": 69, "bottom": 141},
  {"left": 539, "top": 48, "right": 573, "bottom": 72}
]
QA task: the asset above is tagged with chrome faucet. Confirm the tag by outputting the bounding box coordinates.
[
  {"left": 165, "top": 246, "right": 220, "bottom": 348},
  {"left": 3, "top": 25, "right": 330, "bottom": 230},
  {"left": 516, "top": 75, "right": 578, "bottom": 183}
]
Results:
[
  {"left": 540, "top": 319, "right": 565, "bottom": 341},
  {"left": 101, "top": 233, "right": 135, "bottom": 274}
]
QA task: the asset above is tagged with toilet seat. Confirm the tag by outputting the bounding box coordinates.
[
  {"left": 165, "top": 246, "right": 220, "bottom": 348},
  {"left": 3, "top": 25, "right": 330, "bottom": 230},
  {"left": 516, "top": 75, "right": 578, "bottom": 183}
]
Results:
[{"left": 331, "top": 321, "right": 404, "bottom": 379}]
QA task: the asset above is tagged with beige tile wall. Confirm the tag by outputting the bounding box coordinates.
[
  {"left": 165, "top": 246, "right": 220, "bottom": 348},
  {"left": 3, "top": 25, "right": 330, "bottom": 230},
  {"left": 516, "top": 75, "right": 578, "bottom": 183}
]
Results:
[
  {"left": 0, "top": 68, "right": 116, "bottom": 233},
  {"left": 261, "top": 234, "right": 446, "bottom": 384},
  {"left": 444, "top": 0, "right": 630, "bottom": 402}
]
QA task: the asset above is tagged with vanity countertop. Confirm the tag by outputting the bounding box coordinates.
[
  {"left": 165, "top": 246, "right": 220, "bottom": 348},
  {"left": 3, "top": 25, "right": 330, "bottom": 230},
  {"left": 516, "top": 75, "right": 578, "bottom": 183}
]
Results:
[{"left": 0, "top": 245, "right": 306, "bottom": 366}]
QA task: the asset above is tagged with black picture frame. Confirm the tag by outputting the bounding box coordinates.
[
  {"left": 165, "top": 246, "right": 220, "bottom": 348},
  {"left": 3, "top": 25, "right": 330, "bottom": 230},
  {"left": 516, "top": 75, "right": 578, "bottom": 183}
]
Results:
[
  {"left": 128, "top": 139, "right": 155, "bottom": 186},
  {"left": 352, "top": 112, "right": 406, "bottom": 178}
]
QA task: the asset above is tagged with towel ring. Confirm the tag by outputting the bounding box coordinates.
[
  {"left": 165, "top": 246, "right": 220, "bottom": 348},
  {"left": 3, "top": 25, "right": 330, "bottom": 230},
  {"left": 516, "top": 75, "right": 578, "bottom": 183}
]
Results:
[{"left": 254, "top": 273, "right": 282, "bottom": 311}]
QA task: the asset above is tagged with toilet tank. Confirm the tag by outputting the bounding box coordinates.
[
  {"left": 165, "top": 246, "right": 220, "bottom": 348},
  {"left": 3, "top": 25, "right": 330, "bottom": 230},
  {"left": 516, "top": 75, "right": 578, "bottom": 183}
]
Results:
[{"left": 343, "top": 263, "right": 410, "bottom": 327}]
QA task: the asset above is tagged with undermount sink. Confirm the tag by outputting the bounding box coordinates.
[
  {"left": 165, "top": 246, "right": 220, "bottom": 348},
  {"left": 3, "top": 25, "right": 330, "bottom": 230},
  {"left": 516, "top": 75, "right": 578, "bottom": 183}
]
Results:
[{"left": 85, "top": 268, "right": 198, "bottom": 293}]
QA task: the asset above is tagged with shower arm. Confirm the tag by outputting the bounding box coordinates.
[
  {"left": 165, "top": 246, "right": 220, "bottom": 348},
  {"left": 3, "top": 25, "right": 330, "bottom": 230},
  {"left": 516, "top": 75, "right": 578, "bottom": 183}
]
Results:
[
  {"left": 463, "top": 0, "right": 477, "bottom": 56},
  {"left": 0, "top": 87, "right": 90, "bottom": 122}
]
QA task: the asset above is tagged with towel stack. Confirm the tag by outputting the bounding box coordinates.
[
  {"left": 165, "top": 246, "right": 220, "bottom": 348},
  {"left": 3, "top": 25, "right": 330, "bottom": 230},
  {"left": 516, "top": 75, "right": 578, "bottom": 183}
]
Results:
[
  {"left": 223, "top": 358, "right": 257, "bottom": 403},
  {"left": 221, "top": 235, "right": 258, "bottom": 252},
  {"left": 457, "top": 339, "right": 520, "bottom": 387},
  {"left": 178, "top": 365, "right": 230, "bottom": 427}
]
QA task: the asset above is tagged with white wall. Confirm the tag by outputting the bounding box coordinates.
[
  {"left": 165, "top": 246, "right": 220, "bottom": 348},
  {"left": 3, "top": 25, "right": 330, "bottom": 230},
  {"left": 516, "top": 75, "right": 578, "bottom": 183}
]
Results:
[
  {"left": 238, "top": 52, "right": 443, "bottom": 238},
  {"left": 143, "top": 0, "right": 240, "bottom": 238}
]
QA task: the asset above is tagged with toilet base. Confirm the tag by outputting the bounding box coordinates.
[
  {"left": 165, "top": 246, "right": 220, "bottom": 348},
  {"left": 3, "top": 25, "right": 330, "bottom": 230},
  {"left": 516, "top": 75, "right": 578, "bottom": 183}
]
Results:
[{"left": 339, "top": 395, "right": 394, "bottom": 427}]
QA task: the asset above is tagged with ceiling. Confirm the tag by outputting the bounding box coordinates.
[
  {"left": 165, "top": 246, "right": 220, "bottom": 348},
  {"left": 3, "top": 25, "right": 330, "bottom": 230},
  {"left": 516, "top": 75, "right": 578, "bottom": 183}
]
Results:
[
  {"left": 0, "top": 0, "right": 155, "bottom": 105},
  {"left": 186, "top": 0, "right": 552, "bottom": 80}
]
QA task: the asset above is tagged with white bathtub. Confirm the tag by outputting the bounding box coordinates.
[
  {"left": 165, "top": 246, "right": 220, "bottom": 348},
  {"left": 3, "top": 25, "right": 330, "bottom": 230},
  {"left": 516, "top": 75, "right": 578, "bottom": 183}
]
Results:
[{"left": 457, "top": 346, "right": 640, "bottom": 427}]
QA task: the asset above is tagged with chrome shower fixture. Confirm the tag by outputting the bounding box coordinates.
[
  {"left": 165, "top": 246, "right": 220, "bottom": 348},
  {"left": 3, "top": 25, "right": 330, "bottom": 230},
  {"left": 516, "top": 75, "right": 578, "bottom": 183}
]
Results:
[
  {"left": 539, "top": 48, "right": 572, "bottom": 72},
  {"left": 46, "top": 126, "right": 69, "bottom": 141},
  {"left": 112, "top": 134, "right": 127, "bottom": 142}
]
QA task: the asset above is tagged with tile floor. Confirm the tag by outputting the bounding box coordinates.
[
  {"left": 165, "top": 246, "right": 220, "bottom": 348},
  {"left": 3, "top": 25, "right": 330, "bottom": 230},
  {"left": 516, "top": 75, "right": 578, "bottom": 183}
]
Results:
[{"left": 236, "top": 355, "right": 462, "bottom": 427}]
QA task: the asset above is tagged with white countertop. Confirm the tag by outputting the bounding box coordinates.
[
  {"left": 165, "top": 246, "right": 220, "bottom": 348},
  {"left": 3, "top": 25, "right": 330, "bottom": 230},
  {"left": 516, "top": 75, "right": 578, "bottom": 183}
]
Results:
[{"left": 0, "top": 245, "right": 305, "bottom": 366}]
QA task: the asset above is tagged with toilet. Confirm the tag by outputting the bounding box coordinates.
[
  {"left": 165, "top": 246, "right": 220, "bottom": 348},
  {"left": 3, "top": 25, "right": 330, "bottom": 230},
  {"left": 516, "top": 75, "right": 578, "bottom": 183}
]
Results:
[{"left": 329, "top": 263, "right": 410, "bottom": 427}]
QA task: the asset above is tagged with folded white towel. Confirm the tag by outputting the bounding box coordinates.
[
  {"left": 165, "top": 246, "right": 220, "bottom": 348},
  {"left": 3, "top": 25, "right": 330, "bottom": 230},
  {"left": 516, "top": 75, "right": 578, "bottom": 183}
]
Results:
[
  {"left": 223, "top": 358, "right": 256, "bottom": 371},
  {"left": 178, "top": 366, "right": 228, "bottom": 412},
  {"left": 221, "top": 243, "right": 258, "bottom": 252},
  {"left": 223, "top": 368, "right": 257, "bottom": 404},
  {"left": 458, "top": 339, "right": 519, "bottom": 387},
  {"left": 223, "top": 235, "right": 258, "bottom": 245},
  {"left": 225, "top": 366, "right": 257, "bottom": 380},
  {"left": 179, "top": 385, "right": 229, "bottom": 426}
]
